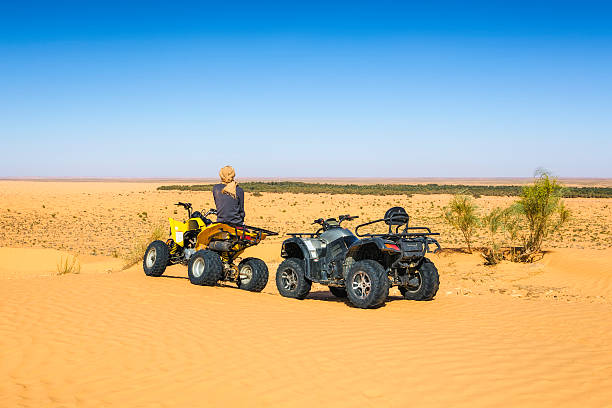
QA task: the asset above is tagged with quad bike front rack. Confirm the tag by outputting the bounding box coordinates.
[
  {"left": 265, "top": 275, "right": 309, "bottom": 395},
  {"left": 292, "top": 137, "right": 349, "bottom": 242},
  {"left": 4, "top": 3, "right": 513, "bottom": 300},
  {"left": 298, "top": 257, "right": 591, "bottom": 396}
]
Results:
[{"left": 287, "top": 232, "right": 320, "bottom": 238}]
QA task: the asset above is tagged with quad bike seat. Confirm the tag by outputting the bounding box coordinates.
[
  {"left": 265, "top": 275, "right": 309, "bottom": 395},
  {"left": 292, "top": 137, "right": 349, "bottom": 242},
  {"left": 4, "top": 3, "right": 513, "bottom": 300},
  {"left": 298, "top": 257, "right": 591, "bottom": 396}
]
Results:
[{"left": 385, "top": 207, "right": 409, "bottom": 225}]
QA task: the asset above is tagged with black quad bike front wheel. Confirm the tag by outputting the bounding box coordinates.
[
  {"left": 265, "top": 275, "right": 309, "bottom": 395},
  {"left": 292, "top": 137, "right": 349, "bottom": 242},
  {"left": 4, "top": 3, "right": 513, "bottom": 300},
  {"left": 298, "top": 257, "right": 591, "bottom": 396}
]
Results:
[
  {"left": 399, "top": 259, "right": 440, "bottom": 301},
  {"left": 237, "top": 258, "right": 269, "bottom": 292},
  {"left": 143, "top": 240, "right": 170, "bottom": 277},
  {"left": 346, "top": 260, "right": 389, "bottom": 309},
  {"left": 276, "top": 258, "right": 311, "bottom": 299}
]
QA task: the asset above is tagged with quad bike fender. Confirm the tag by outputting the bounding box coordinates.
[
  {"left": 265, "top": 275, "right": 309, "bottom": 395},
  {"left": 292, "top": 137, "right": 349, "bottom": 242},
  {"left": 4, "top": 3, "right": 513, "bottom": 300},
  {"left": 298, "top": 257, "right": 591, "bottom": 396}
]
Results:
[
  {"left": 188, "top": 217, "right": 206, "bottom": 230},
  {"left": 169, "top": 218, "right": 188, "bottom": 246},
  {"left": 346, "top": 237, "right": 388, "bottom": 260},
  {"left": 280, "top": 238, "right": 315, "bottom": 278},
  {"left": 196, "top": 223, "right": 231, "bottom": 248}
]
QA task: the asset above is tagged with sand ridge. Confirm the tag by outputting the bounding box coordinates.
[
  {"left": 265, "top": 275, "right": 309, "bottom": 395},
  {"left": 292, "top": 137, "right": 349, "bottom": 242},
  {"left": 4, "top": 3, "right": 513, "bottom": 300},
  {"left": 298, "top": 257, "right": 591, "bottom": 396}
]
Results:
[{"left": 1, "top": 253, "right": 611, "bottom": 407}]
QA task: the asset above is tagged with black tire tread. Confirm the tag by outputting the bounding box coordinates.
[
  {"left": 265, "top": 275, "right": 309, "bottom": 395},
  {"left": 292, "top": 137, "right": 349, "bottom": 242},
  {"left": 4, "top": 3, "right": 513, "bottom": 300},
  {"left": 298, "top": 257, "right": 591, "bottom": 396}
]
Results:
[
  {"left": 143, "top": 240, "right": 170, "bottom": 277},
  {"left": 238, "top": 258, "right": 269, "bottom": 292},
  {"left": 400, "top": 258, "right": 439, "bottom": 301},
  {"left": 276, "top": 258, "right": 311, "bottom": 299},
  {"left": 346, "top": 260, "right": 389, "bottom": 309},
  {"left": 187, "top": 250, "right": 223, "bottom": 286}
]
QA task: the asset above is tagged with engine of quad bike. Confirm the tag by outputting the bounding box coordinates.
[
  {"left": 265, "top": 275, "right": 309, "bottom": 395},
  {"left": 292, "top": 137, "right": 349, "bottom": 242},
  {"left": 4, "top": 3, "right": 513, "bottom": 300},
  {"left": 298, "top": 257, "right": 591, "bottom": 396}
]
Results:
[{"left": 183, "top": 230, "right": 199, "bottom": 248}]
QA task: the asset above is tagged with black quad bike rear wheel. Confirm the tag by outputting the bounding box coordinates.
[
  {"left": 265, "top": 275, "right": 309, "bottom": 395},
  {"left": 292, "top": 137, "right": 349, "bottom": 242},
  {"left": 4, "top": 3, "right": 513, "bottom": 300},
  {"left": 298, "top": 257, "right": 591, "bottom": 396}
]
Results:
[
  {"left": 187, "top": 250, "right": 223, "bottom": 286},
  {"left": 399, "top": 259, "right": 440, "bottom": 301},
  {"left": 237, "top": 258, "right": 269, "bottom": 292},
  {"left": 346, "top": 260, "right": 389, "bottom": 309},
  {"left": 276, "top": 258, "right": 311, "bottom": 299},
  {"left": 143, "top": 240, "right": 170, "bottom": 277}
]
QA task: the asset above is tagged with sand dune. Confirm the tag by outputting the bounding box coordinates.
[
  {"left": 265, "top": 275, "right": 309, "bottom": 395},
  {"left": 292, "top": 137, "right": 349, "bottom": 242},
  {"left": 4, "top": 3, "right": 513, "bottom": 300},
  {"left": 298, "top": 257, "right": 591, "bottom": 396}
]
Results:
[
  {"left": 0, "top": 248, "right": 123, "bottom": 279},
  {"left": 1, "top": 180, "right": 611, "bottom": 407},
  {"left": 1, "top": 247, "right": 611, "bottom": 408}
]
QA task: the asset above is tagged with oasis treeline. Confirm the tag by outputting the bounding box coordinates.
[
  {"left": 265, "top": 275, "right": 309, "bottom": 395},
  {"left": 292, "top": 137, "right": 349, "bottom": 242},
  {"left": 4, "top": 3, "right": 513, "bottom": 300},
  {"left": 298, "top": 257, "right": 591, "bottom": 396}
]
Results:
[{"left": 158, "top": 182, "right": 612, "bottom": 198}]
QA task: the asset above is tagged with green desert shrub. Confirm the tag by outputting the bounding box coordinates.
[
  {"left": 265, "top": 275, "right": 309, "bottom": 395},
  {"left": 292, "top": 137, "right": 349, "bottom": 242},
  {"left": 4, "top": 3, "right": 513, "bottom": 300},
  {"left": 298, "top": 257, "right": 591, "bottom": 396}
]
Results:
[
  {"left": 511, "top": 170, "right": 570, "bottom": 261},
  {"left": 481, "top": 171, "right": 570, "bottom": 263},
  {"left": 444, "top": 194, "right": 479, "bottom": 253},
  {"left": 480, "top": 207, "right": 511, "bottom": 265}
]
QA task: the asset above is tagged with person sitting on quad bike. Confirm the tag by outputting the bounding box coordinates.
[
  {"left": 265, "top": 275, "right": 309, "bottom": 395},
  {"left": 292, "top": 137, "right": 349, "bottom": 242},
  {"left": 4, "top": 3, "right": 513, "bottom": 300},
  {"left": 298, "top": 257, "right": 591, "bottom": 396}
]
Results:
[{"left": 213, "top": 165, "right": 245, "bottom": 224}]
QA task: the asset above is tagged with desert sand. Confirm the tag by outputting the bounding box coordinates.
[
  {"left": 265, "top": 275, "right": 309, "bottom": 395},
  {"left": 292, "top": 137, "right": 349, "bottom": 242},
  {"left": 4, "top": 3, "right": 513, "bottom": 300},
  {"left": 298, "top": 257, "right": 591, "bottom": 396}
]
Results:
[{"left": 1, "top": 180, "right": 611, "bottom": 407}]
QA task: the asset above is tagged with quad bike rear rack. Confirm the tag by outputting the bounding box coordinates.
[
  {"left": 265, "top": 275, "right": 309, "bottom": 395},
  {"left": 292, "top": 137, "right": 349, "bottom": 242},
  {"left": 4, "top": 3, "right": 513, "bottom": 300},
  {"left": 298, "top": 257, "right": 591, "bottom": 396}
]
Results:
[
  {"left": 222, "top": 223, "right": 278, "bottom": 246},
  {"left": 355, "top": 217, "right": 442, "bottom": 254},
  {"left": 355, "top": 217, "right": 440, "bottom": 238}
]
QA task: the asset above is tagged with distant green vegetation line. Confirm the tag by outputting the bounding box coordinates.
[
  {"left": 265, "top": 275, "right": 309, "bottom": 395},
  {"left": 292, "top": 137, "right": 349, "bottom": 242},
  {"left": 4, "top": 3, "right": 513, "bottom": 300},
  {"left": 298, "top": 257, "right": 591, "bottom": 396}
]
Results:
[{"left": 157, "top": 182, "right": 612, "bottom": 198}]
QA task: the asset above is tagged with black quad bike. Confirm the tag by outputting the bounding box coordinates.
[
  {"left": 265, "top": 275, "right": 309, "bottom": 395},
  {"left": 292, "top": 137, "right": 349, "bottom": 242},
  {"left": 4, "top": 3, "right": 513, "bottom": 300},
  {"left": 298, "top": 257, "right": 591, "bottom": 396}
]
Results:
[{"left": 275, "top": 207, "right": 441, "bottom": 308}]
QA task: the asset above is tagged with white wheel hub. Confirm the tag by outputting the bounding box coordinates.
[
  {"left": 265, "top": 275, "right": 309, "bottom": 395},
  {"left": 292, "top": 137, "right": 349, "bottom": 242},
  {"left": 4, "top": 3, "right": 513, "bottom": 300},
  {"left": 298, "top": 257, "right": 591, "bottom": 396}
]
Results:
[
  {"left": 240, "top": 264, "right": 253, "bottom": 285},
  {"left": 145, "top": 247, "right": 157, "bottom": 268},
  {"left": 192, "top": 257, "right": 205, "bottom": 278}
]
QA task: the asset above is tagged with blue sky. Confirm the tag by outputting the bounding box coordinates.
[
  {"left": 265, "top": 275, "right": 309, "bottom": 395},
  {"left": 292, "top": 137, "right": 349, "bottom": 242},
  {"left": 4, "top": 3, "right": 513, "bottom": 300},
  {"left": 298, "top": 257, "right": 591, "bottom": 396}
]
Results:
[{"left": 1, "top": 1, "right": 611, "bottom": 178}]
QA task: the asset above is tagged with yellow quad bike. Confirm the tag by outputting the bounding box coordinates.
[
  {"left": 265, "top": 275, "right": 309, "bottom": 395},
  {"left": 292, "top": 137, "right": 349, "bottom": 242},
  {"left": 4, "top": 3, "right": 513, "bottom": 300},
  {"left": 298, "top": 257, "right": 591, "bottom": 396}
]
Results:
[{"left": 143, "top": 202, "right": 278, "bottom": 292}]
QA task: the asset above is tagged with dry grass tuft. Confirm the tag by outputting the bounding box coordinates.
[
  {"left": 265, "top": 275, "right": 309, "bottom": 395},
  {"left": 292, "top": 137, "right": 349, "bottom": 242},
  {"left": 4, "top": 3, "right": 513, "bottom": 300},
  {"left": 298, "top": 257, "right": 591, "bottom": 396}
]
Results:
[
  {"left": 57, "top": 255, "right": 81, "bottom": 275},
  {"left": 122, "top": 225, "right": 167, "bottom": 269}
]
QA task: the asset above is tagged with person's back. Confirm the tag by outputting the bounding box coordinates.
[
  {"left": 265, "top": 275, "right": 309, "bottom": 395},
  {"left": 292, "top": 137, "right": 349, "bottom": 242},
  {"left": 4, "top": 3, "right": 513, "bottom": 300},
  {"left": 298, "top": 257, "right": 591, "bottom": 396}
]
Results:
[
  {"left": 212, "top": 183, "right": 245, "bottom": 224},
  {"left": 213, "top": 166, "right": 245, "bottom": 224}
]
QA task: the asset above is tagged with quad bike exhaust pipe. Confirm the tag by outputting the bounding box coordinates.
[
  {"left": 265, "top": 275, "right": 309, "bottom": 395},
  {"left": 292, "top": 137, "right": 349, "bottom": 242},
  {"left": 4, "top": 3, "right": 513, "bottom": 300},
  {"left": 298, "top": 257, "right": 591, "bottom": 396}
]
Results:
[{"left": 207, "top": 240, "right": 233, "bottom": 252}]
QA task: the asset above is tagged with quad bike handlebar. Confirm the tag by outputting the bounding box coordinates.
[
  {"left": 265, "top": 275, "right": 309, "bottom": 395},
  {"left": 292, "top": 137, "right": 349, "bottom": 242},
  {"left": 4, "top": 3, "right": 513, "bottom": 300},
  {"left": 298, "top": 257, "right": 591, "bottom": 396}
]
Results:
[
  {"left": 203, "top": 208, "right": 217, "bottom": 217},
  {"left": 175, "top": 202, "right": 193, "bottom": 217},
  {"left": 312, "top": 214, "right": 359, "bottom": 232},
  {"left": 339, "top": 214, "right": 359, "bottom": 223},
  {"left": 289, "top": 214, "right": 359, "bottom": 237},
  {"left": 176, "top": 202, "right": 217, "bottom": 220}
]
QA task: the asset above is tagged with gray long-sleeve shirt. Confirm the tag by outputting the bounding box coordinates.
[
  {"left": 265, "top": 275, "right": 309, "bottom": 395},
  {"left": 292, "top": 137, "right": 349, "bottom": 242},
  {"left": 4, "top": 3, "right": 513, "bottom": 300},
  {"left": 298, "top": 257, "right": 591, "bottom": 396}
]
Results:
[{"left": 212, "top": 183, "right": 245, "bottom": 224}]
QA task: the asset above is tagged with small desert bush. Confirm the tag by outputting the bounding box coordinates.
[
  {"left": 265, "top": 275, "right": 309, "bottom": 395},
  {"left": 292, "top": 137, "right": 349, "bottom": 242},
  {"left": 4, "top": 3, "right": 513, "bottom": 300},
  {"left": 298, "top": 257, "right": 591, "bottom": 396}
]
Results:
[
  {"left": 444, "top": 194, "right": 479, "bottom": 253},
  {"left": 57, "top": 255, "right": 81, "bottom": 275},
  {"left": 480, "top": 170, "right": 571, "bottom": 263},
  {"left": 123, "top": 224, "right": 167, "bottom": 269},
  {"left": 498, "top": 171, "right": 570, "bottom": 262},
  {"left": 481, "top": 207, "right": 509, "bottom": 265},
  {"left": 518, "top": 170, "right": 570, "bottom": 256}
]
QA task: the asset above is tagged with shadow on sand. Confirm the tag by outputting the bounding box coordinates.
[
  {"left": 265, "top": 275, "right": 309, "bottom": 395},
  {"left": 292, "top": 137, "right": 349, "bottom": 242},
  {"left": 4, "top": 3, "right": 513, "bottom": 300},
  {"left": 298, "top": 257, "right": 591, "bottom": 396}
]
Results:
[{"left": 157, "top": 275, "right": 407, "bottom": 308}]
